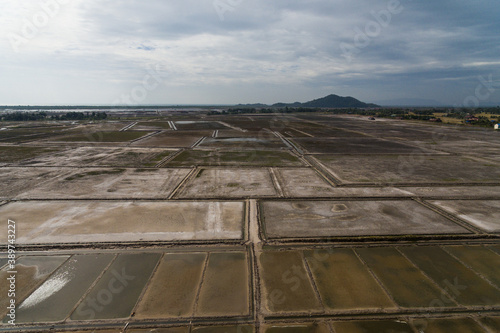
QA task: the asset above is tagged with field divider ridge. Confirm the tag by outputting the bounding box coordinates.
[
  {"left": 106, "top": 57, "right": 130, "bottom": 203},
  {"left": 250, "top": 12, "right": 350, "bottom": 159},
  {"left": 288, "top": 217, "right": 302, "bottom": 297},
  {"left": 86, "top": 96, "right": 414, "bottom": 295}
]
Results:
[
  {"left": 128, "top": 130, "right": 163, "bottom": 145},
  {"left": 168, "top": 167, "right": 200, "bottom": 199},
  {"left": 413, "top": 198, "right": 486, "bottom": 235},
  {"left": 155, "top": 149, "right": 184, "bottom": 168}
]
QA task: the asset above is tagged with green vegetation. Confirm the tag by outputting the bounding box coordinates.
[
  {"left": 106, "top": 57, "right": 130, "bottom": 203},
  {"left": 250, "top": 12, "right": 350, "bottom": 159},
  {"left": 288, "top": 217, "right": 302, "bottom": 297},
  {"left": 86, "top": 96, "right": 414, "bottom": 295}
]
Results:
[
  {"left": 352, "top": 108, "right": 500, "bottom": 128},
  {"left": 96, "top": 151, "right": 161, "bottom": 167},
  {"left": 0, "top": 128, "right": 67, "bottom": 142},
  {"left": 0, "top": 146, "right": 59, "bottom": 163},
  {"left": 143, "top": 150, "right": 172, "bottom": 167},
  {"left": 1, "top": 111, "right": 107, "bottom": 121}
]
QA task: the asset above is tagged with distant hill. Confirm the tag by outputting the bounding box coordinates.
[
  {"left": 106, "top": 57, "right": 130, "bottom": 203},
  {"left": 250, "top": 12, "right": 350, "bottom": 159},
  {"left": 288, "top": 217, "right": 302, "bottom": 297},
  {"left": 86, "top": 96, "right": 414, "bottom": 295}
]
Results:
[
  {"left": 272, "top": 102, "right": 302, "bottom": 108},
  {"left": 235, "top": 103, "right": 269, "bottom": 108},
  {"left": 300, "top": 94, "right": 378, "bottom": 108},
  {"left": 233, "top": 94, "right": 378, "bottom": 109},
  {"left": 262, "top": 94, "right": 378, "bottom": 108}
]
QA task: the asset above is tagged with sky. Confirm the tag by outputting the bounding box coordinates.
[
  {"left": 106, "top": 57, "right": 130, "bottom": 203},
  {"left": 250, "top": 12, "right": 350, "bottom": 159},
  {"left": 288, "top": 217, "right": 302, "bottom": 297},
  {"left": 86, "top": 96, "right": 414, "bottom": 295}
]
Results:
[{"left": 1, "top": 0, "right": 500, "bottom": 106}]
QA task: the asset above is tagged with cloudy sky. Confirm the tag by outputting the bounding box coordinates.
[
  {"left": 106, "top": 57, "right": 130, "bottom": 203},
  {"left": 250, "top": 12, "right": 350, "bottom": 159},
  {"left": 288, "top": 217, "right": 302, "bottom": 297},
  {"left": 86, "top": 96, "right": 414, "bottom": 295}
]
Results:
[{"left": 1, "top": 0, "right": 500, "bottom": 106}]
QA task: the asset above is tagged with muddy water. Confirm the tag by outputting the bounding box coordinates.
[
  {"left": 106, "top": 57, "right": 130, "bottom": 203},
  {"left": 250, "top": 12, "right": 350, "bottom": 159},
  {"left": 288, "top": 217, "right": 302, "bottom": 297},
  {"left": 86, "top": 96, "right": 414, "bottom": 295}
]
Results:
[
  {"left": 70, "top": 253, "right": 160, "bottom": 320},
  {"left": 259, "top": 251, "right": 321, "bottom": 313},
  {"left": 488, "top": 245, "right": 500, "bottom": 256},
  {"left": 129, "top": 328, "right": 189, "bottom": 333},
  {"left": 412, "top": 317, "right": 485, "bottom": 333},
  {"left": 135, "top": 252, "right": 206, "bottom": 319},
  {"left": 355, "top": 247, "right": 448, "bottom": 308},
  {"left": 264, "top": 323, "right": 329, "bottom": 333},
  {"left": 332, "top": 320, "right": 414, "bottom": 332},
  {"left": 480, "top": 316, "right": 500, "bottom": 332},
  {"left": 16, "top": 253, "right": 115, "bottom": 323},
  {"left": 196, "top": 252, "right": 249, "bottom": 316},
  {"left": 304, "top": 249, "right": 395, "bottom": 310},
  {"left": 401, "top": 246, "right": 500, "bottom": 306},
  {"left": 262, "top": 200, "right": 467, "bottom": 238},
  {"left": 0, "top": 258, "right": 7, "bottom": 269},
  {"left": 218, "top": 138, "right": 264, "bottom": 143},
  {"left": 58, "top": 330, "right": 122, "bottom": 333},
  {"left": 444, "top": 245, "right": 500, "bottom": 288},
  {"left": 1, "top": 256, "right": 68, "bottom": 319},
  {"left": 192, "top": 325, "right": 254, "bottom": 333}
]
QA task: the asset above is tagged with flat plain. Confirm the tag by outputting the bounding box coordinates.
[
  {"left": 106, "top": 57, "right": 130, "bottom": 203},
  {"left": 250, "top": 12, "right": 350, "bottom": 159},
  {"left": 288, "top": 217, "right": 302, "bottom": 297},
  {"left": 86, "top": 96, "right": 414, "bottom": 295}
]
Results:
[{"left": 1, "top": 113, "right": 499, "bottom": 332}]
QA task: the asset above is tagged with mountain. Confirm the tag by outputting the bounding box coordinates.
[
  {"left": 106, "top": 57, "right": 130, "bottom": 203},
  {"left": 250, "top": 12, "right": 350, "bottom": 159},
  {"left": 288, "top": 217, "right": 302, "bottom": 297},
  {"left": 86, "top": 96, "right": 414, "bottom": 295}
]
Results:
[
  {"left": 269, "top": 94, "right": 378, "bottom": 108},
  {"left": 301, "top": 94, "right": 378, "bottom": 108},
  {"left": 232, "top": 94, "right": 378, "bottom": 109}
]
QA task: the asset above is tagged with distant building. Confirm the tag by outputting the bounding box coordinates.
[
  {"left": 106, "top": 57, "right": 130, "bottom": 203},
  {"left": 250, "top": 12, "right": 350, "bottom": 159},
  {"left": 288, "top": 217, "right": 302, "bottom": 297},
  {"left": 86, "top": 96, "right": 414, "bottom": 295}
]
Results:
[{"left": 465, "top": 115, "right": 479, "bottom": 123}]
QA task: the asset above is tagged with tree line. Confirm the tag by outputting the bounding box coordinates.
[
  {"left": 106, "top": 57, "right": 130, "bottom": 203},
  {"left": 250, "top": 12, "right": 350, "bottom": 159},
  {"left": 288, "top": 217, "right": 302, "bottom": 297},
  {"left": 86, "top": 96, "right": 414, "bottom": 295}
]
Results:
[{"left": 0, "top": 112, "right": 107, "bottom": 121}]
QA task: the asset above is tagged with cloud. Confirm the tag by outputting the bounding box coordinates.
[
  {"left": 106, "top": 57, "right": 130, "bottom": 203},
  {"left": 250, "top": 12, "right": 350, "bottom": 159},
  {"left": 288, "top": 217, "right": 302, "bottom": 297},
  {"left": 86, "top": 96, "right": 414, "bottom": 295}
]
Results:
[{"left": 0, "top": 0, "right": 499, "bottom": 105}]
